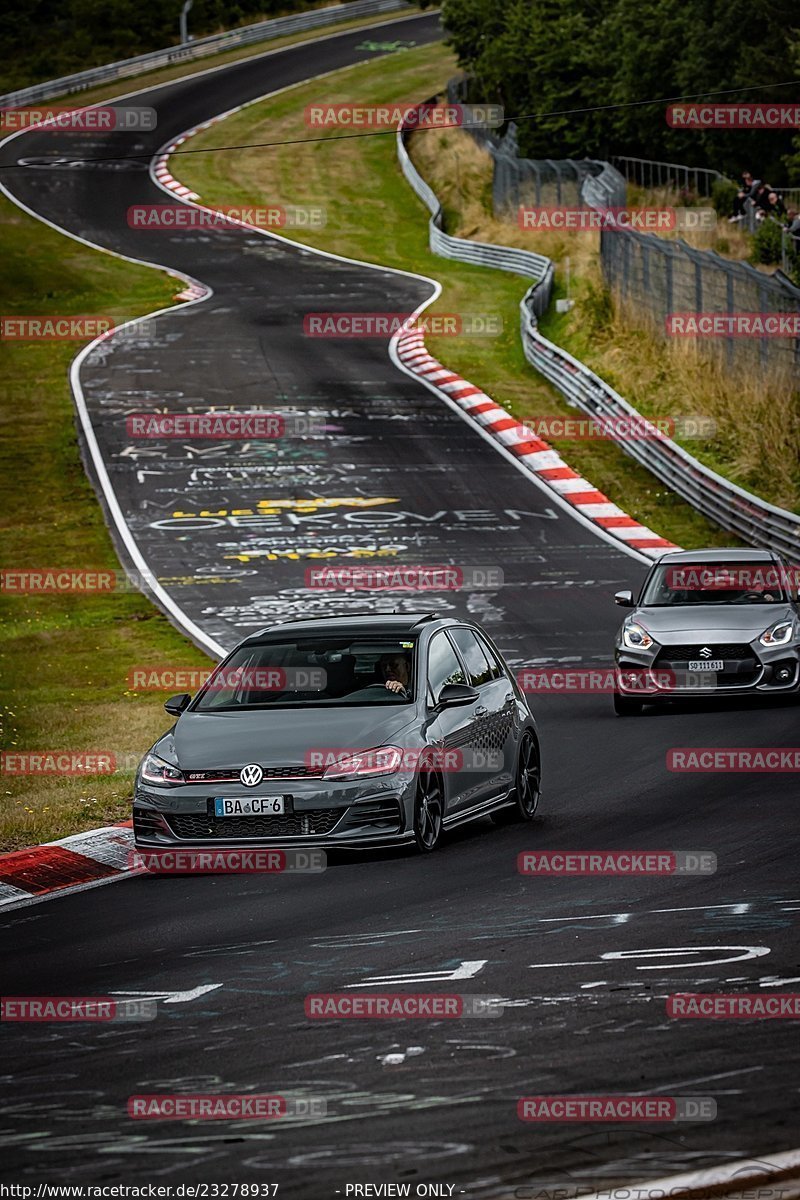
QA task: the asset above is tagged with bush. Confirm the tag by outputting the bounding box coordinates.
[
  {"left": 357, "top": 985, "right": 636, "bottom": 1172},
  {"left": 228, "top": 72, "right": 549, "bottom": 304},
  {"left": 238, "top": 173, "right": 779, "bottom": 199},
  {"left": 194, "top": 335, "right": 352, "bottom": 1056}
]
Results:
[
  {"left": 751, "top": 218, "right": 785, "bottom": 265},
  {"left": 711, "top": 178, "right": 739, "bottom": 219}
]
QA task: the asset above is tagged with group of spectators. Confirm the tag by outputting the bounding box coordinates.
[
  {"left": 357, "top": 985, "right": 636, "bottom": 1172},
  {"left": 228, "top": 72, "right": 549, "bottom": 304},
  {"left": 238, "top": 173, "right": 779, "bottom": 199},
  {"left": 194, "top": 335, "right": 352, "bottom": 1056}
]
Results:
[{"left": 730, "top": 170, "right": 800, "bottom": 246}]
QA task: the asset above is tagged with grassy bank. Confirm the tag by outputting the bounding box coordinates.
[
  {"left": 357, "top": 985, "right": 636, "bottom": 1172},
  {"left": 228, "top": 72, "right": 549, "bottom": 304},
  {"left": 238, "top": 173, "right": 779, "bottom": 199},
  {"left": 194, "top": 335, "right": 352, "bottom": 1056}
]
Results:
[
  {"left": 0, "top": 200, "right": 214, "bottom": 851},
  {"left": 410, "top": 129, "right": 799, "bottom": 512},
  {"left": 177, "top": 42, "right": 737, "bottom": 547}
]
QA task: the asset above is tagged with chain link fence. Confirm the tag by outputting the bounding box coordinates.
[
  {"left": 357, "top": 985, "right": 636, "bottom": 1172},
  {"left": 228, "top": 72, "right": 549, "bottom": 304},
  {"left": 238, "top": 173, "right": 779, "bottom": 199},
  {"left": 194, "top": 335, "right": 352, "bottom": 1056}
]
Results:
[
  {"left": 447, "top": 79, "right": 800, "bottom": 382},
  {"left": 398, "top": 109, "right": 800, "bottom": 556}
]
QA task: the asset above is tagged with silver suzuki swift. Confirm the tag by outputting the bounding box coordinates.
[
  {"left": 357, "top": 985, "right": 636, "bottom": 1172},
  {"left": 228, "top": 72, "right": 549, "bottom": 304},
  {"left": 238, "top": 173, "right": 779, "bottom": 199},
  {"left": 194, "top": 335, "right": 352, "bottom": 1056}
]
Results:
[{"left": 613, "top": 548, "right": 800, "bottom": 715}]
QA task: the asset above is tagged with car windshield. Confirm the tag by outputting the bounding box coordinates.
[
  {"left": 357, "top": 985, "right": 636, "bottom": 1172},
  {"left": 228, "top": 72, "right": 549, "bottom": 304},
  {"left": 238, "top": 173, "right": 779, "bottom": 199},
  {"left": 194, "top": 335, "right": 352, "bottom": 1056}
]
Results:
[
  {"left": 641, "top": 562, "right": 787, "bottom": 606},
  {"left": 192, "top": 636, "right": 417, "bottom": 710}
]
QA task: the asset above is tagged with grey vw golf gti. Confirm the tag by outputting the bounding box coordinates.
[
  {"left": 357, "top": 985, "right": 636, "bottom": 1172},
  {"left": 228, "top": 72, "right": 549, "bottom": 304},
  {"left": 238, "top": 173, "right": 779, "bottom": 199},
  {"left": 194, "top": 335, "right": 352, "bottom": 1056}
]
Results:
[
  {"left": 613, "top": 548, "right": 800, "bottom": 715},
  {"left": 134, "top": 614, "right": 540, "bottom": 853}
]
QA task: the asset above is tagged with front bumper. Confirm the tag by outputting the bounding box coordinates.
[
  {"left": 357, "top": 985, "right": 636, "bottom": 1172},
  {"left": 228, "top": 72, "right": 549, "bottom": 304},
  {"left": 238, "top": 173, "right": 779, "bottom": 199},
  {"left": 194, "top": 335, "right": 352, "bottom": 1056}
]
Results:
[
  {"left": 614, "top": 642, "right": 800, "bottom": 699},
  {"left": 133, "top": 773, "right": 417, "bottom": 851}
]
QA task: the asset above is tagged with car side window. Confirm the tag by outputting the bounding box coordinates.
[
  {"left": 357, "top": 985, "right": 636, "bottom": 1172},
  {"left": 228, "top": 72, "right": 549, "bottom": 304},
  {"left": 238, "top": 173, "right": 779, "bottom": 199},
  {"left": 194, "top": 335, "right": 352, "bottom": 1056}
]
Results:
[
  {"left": 449, "top": 627, "right": 493, "bottom": 688},
  {"left": 474, "top": 632, "right": 505, "bottom": 681},
  {"left": 427, "top": 632, "right": 466, "bottom": 702}
]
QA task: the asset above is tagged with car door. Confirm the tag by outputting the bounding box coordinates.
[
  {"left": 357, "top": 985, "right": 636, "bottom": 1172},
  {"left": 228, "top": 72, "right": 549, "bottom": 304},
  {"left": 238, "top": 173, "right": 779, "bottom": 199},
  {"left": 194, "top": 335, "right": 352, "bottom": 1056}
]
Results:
[
  {"left": 448, "top": 626, "right": 516, "bottom": 802},
  {"left": 473, "top": 629, "right": 520, "bottom": 791},
  {"left": 425, "top": 630, "right": 482, "bottom": 816}
]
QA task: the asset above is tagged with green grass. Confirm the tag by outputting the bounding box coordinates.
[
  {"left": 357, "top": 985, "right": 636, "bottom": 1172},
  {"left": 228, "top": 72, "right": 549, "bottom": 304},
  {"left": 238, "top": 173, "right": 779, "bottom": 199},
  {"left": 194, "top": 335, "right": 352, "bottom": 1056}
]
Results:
[
  {"left": 176, "top": 42, "right": 737, "bottom": 549},
  {"left": 0, "top": 200, "right": 213, "bottom": 850}
]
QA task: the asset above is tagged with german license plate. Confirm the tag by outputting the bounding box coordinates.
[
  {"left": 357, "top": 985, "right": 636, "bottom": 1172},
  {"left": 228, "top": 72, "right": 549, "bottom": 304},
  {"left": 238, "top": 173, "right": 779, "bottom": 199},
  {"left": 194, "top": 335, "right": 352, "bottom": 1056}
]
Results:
[
  {"left": 688, "top": 659, "right": 723, "bottom": 672},
  {"left": 214, "top": 796, "right": 285, "bottom": 817}
]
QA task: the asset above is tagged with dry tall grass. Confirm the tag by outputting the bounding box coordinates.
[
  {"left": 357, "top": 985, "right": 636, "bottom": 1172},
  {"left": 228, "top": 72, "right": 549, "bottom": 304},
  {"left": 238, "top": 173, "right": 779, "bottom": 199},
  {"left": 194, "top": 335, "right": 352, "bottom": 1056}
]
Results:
[{"left": 410, "top": 127, "right": 800, "bottom": 512}]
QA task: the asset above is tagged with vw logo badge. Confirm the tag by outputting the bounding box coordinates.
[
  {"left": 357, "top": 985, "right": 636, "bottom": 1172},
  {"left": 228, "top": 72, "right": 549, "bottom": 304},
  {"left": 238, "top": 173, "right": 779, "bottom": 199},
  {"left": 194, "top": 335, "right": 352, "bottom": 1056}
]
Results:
[
  {"left": 240, "top": 763, "right": 263, "bottom": 787},
  {"left": 699, "top": 646, "right": 712, "bottom": 658}
]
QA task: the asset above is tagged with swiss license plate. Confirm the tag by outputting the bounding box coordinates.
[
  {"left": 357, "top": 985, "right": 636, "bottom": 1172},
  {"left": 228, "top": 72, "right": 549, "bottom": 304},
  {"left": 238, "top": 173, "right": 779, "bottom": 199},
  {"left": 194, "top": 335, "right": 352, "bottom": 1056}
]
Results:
[
  {"left": 688, "top": 659, "right": 724, "bottom": 672},
  {"left": 214, "top": 796, "right": 285, "bottom": 817}
]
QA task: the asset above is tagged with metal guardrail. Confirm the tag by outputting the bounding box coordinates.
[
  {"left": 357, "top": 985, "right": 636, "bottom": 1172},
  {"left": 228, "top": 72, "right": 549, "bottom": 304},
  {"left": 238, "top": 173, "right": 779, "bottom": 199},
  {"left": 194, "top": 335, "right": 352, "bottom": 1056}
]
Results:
[
  {"left": 612, "top": 155, "right": 724, "bottom": 196},
  {"left": 397, "top": 113, "right": 800, "bottom": 558},
  {"left": 0, "top": 0, "right": 413, "bottom": 107},
  {"left": 397, "top": 122, "right": 554, "bottom": 315}
]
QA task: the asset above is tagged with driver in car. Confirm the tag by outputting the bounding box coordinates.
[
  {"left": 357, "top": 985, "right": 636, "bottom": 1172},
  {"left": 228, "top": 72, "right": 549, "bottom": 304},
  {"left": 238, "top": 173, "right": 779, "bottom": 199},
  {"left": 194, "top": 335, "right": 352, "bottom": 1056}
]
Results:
[{"left": 378, "top": 653, "right": 411, "bottom": 696}]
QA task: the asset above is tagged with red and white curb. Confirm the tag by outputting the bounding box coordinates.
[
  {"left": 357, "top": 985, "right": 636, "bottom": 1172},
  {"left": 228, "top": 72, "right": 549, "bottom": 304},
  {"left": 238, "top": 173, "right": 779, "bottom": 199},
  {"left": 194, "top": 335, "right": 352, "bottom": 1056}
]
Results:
[
  {"left": 395, "top": 329, "right": 678, "bottom": 558},
  {"left": 153, "top": 113, "right": 232, "bottom": 204},
  {"left": 0, "top": 823, "right": 137, "bottom": 908},
  {"left": 153, "top": 134, "right": 200, "bottom": 201}
]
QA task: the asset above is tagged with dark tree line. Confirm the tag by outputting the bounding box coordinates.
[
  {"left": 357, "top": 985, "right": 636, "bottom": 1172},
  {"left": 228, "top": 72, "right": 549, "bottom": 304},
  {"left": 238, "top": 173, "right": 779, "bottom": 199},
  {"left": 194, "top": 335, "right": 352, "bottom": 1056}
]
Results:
[
  {"left": 0, "top": 0, "right": 334, "bottom": 94},
  {"left": 442, "top": 0, "right": 800, "bottom": 183}
]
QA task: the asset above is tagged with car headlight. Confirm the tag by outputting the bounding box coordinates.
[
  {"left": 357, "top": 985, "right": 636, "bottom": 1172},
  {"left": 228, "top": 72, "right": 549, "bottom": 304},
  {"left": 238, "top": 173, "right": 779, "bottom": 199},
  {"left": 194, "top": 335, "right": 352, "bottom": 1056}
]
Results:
[
  {"left": 140, "top": 752, "right": 186, "bottom": 786},
  {"left": 322, "top": 746, "right": 405, "bottom": 780},
  {"left": 759, "top": 619, "right": 796, "bottom": 647},
  {"left": 622, "top": 622, "right": 655, "bottom": 650}
]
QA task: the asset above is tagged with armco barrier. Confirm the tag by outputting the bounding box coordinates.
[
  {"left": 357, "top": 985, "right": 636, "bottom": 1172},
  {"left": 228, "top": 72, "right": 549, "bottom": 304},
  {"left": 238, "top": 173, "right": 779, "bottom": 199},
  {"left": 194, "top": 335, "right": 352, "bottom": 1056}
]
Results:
[
  {"left": 397, "top": 113, "right": 800, "bottom": 559},
  {"left": 397, "top": 124, "right": 555, "bottom": 317},
  {"left": 0, "top": 0, "right": 414, "bottom": 108}
]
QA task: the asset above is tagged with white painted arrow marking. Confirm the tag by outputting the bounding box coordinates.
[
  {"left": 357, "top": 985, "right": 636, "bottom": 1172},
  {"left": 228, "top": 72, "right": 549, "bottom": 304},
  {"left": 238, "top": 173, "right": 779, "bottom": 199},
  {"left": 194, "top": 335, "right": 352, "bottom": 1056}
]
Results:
[
  {"left": 529, "top": 946, "right": 770, "bottom": 971},
  {"left": 346, "top": 960, "right": 487, "bottom": 988},
  {"left": 110, "top": 984, "right": 222, "bottom": 1004}
]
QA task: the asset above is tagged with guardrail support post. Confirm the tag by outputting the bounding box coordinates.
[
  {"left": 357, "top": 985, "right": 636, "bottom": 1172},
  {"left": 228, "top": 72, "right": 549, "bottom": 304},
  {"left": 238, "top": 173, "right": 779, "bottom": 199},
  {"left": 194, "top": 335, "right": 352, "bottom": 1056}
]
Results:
[{"left": 180, "top": 0, "right": 194, "bottom": 45}]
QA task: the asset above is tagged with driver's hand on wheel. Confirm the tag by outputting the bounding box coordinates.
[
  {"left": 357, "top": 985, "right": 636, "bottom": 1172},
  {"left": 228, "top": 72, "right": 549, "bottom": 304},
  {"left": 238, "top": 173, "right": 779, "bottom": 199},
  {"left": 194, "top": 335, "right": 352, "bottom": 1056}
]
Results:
[{"left": 385, "top": 679, "right": 406, "bottom": 695}]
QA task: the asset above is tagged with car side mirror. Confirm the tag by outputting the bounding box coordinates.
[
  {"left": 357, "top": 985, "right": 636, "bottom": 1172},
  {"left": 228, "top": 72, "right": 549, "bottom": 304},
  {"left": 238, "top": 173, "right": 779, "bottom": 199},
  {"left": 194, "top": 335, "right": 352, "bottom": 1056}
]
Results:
[
  {"left": 164, "top": 693, "right": 191, "bottom": 717},
  {"left": 614, "top": 589, "right": 635, "bottom": 607},
  {"left": 436, "top": 683, "right": 480, "bottom": 708}
]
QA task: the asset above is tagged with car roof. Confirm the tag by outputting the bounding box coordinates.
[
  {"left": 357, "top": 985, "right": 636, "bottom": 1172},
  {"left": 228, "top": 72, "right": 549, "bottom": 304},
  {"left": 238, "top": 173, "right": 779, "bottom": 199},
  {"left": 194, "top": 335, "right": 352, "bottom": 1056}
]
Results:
[
  {"left": 246, "top": 613, "right": 451, "bottom": 640},
  {"left": 654, "top": 548, "right": 777, "bottom": 565}
]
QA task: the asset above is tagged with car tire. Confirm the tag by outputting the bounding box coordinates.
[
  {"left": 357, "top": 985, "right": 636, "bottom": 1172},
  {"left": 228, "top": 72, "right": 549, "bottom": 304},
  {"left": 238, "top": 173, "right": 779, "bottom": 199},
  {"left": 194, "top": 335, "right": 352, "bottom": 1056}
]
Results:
[
  {"left": 412, "top": 763, "right": 444, "bottom": 852},
  {"left": 492, "top": 731, "right": 541, "bottom": 823},
  {"left": 613, "top": 691, "right": 643, "bottom": 716}
]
